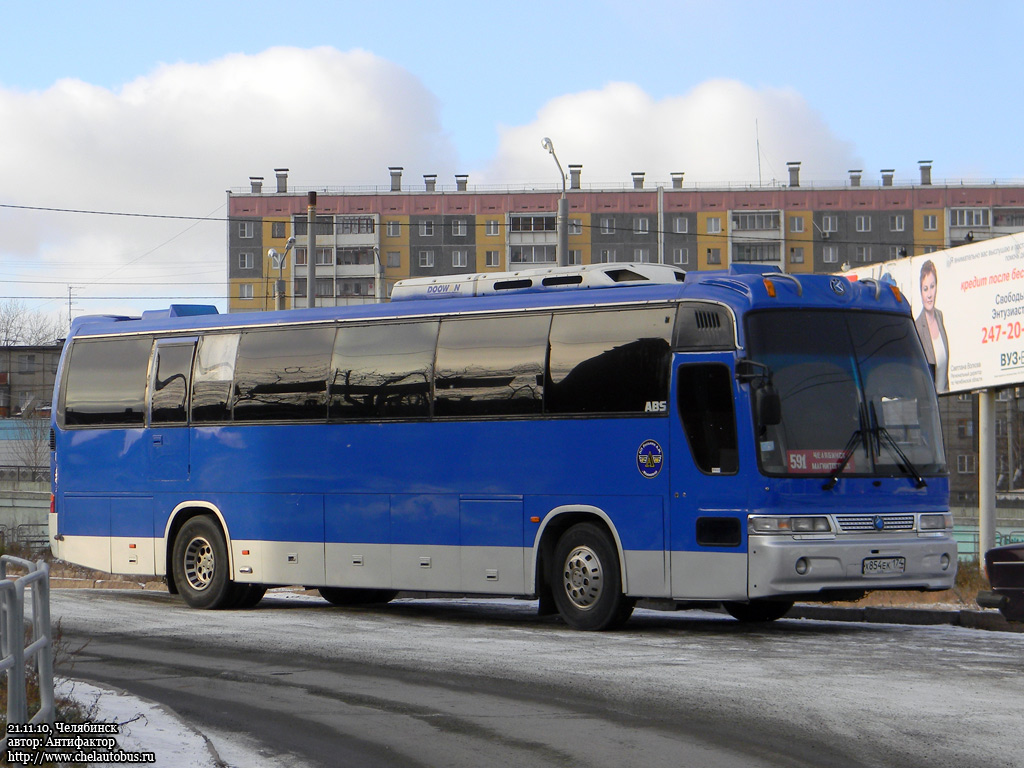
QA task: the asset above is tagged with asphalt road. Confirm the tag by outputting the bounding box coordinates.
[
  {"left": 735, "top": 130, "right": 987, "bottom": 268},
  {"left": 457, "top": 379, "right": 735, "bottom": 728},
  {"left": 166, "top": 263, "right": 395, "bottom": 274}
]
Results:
[{"left": 51, "top": 590, "right": 1024, "bottom": 768}]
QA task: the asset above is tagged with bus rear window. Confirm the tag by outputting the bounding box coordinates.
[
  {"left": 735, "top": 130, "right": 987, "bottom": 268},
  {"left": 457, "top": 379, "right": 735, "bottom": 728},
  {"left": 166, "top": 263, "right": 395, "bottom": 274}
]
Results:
[{"left": 63, "top": 337, "right": 152, "bottom": 426}]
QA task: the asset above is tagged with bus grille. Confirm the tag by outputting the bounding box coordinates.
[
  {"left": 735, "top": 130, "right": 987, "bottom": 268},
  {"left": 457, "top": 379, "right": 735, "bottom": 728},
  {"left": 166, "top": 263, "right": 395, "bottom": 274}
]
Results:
[{"left": 835, "top": 514, "right": 916, "bottom": 533}]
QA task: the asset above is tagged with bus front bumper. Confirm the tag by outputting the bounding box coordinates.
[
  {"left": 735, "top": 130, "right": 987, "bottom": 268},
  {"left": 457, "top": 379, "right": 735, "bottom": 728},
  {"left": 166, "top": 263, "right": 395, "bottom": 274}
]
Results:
[{"left": 748, "top": 533, "right": 957, "bottom": 599}]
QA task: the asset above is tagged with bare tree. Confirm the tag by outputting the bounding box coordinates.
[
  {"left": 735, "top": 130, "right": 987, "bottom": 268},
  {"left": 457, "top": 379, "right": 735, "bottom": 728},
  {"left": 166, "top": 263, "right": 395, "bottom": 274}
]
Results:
[
  {"left": 0, "top": 299, "right": 64, "bottom": 345},
  {"left": 8, "top": 417, "right": 49, "bottom": 483}
]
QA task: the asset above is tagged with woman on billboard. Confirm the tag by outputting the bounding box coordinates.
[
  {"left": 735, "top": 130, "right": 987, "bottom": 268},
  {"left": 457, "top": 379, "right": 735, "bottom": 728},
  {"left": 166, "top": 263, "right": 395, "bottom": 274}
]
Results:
[{"left": 915, "top": 259, "right": 949, "bottom": 393}]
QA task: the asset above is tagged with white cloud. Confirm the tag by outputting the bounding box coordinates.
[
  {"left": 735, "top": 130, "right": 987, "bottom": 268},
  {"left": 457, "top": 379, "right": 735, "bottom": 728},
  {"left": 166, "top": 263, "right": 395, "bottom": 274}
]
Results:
[
  {"left": 0, "top": 47, "right": 455, "bottom": 315},
  {"left": 480, "top": 80, "right": 859, "bottom": 187}
]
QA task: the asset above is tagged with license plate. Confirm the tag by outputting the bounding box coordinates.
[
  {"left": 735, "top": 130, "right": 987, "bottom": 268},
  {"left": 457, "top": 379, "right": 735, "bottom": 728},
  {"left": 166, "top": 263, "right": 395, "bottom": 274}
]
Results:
[{"left": 862, "top": 557, "right": 906, "bottom": 576}]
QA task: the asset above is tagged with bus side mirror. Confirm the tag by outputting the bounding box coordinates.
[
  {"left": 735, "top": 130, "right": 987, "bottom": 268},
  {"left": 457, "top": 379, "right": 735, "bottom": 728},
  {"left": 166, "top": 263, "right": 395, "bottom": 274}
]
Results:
[{"left": 757, "top": 386, "right": 781, "bottom": 427}]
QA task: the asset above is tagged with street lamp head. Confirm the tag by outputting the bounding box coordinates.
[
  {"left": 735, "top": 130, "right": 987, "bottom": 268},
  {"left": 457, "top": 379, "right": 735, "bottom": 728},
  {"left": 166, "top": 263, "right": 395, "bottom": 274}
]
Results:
[
  {"left": 285, "top": 236, "right": 296, "bottom": 252},
  {"left": 267, "top": 247, "right": 279, "bottom": 261},
  {"left": 542, "top": 137, "right": 554, "bottom": 153}
]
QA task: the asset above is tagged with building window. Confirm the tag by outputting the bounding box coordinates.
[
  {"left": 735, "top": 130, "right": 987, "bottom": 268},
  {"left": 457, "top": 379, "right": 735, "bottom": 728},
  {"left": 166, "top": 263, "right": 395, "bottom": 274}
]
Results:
[
  {"left": 271, "top": 221, "right": 287, "bottom": 239},
  {"left": 452, "top": 249, "right": 468, "bottom": 268},
  {"left": 890, "top": 214, "right": 905, "bottom": 232},
  {"left": 569, "top": 219, "right": 583, "bottom": 235},
  {"left": 486, "top": 220, "right": 499, "bottom": 236},
  {"left": 18, "top": 354, "right": 35, "bottom": 374},
  {"left": 634, "top": 218, "right": 649, "bottom": 235},
  {"left": 673, "top": 216, "right": 688, "bottom": 234},
  {"left": 338, "top": 217, "right": 375, "bottom": 234},
  {"left": 419, "top": 221, "right": 434, "bottom": 237},
  {"left": 855, "top": 215, "right": 871, "bottom": 233},
  {"left": 386, "top": 221, "right": 401, "bottom": 237},
  {"left": 485, "top": 250, "right": 501, "bottom": 268},
  {"left": 600, "top": 217, "right": 615, "bottom": 234},
  {"left": 672, "top": 247, "right": 689, "bottom": 265},
  {"left": 789, "top": 217, "right": 804, "bottom": 234},
  {"left": 419, "top": 250, "right": 434, "bottom": 268},
  {"left": 634, "top": 248, "right": 651, "bottom": 262},
  {"left": 510, "top": 215, "right": 555, "bottom": 232},
  {"left": 951, "top": 208, "right": 989, "bottom": 227},
  {"left": 293, "top": 279, "right": 306, "bottom": 298},
  {"left": 706, "top": 248, "right": 722, "bottom": 265},
  {"left": 957, "top": 454, "right": 977, "bottom": 474},
  {"left": 238, "top": 252, "right": 254, "bottom": 270},
  {"left": 855, "top": 245, "right": 872, "bottom": 262},
  {"left": 733, "top": 212, "right": 779, "bottom": 230},
  {"left": 734, "top": 244, "right": 781, "bottom": 262},
  {"left": 598, "top": 249, "right": 616, "bottom": 263},
  {"left": 238, "top": 222, "right": 254, "bottom": 239},
  {"left": 315, "top": 248, "right": 333, "bottom": 266},
  {"left": 957, "top": 419, "right": 974, "bottom": 438},
  {"left": 239, "top": 284, "right": 254, "bottom": 300},
  {"left": 923, "top": 245, "right": 937, "bottom": 253},
  {"left": 822, "top": 245, "right": 838, "bottom": 264},
  {"left": 568, "top": 249, "right": 582, "bottom": 265},
  {"left": 923, "top": 214, "right": 938, "bottom": 231},
  {"left": 452, "top": 220, "right": 467, "bottom": 237},
  {"left": 386, "top": 251, "right": 400, "bottom": 268},
  {"left": 790, "top": 246, "right": 805, "bottom": 264},
  {"left": 316, "top": 278, "right": 334, "bottom": 298},
  {"left": 707, "top": 217, "right": 722, "bottom": 234},
  {"left": 294, "top": 248, "right": 306, "bottom": 266},
  {"left": 510, "top": 245, "right": 555, "bottom": 264},
  {"left": 821, "top": 215, "right": 838, "bottom": 233}
]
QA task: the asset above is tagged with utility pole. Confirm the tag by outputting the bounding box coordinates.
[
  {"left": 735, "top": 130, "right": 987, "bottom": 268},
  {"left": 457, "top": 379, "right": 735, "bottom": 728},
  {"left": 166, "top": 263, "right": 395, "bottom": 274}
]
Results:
[
  {"left": 306, "top": 192, "right": 317, "bottom": 309},
  {"left": 542, "top": 138, "right": 569, "bottom": 267}
]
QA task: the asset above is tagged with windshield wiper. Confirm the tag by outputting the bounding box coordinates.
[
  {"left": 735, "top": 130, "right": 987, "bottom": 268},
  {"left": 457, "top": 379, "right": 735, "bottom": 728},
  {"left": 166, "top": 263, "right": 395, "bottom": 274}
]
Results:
[
  {"left": 869, "top": 402, "right": 927, "bottom": 489},
  {"left": 822, "top": 428, "right": 865, "bottom": 491}
]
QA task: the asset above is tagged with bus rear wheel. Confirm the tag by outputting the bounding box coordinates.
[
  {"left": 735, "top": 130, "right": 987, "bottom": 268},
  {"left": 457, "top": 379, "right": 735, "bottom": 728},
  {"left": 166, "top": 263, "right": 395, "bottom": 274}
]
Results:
[
  {"left": 551, "top": 523, "right": 634, "bottom": 631},
  {"left": 722, "top": 600, "right": 794, "bottom": 623},
  {"left": 172, "top": 516, "right": 236, "bottom": 609},
  {"left": 318, "top": 587, "right": 398, "bottom": 606}
]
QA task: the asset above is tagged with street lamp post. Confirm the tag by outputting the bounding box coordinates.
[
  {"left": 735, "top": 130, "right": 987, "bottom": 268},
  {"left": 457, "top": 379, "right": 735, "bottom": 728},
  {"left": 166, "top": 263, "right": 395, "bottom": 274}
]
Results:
[
  {"left": 542, "top": 137, "right": 570, "bottom": 267},
  {"left": 267, "top": 236, "right": 295, "bottom": 311}
]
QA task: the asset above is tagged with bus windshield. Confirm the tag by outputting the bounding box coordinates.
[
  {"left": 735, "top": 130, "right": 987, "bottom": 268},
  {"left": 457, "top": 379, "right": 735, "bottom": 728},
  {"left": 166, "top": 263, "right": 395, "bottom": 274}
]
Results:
[{"left": 746, "top": 310, "right": 946, "bottom": 478}]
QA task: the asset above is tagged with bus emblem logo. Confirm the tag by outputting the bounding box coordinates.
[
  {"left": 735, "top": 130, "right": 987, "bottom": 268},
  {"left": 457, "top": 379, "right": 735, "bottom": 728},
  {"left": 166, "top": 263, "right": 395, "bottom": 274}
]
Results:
[
  {"left": 829, "top": 277, "right": 847, "bottom": 296},
  {"left": 637, "top": 440, "right": 664, "bottom": 479}
]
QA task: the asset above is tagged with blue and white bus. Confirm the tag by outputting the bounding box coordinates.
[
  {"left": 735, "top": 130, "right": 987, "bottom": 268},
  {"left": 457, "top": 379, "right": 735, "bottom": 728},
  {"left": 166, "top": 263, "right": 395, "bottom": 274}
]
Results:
[{"left": 49, "top": 263, "right": 956, "bottom": 629}]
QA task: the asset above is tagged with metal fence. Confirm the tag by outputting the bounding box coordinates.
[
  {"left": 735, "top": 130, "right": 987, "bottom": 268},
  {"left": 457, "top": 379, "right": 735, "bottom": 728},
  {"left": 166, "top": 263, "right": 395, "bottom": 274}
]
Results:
[{"left": 0, "top": 555, "right": 53, "bottom": 749}]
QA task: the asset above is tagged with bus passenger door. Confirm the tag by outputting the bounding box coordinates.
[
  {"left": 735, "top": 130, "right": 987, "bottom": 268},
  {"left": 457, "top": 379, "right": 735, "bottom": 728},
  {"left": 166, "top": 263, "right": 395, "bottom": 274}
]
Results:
[
  {"left": 147, "top": 338, "right": 196, "bottom": 482},
  {"left": 669, "top": 360, "right": 749, "bottom": 600}
]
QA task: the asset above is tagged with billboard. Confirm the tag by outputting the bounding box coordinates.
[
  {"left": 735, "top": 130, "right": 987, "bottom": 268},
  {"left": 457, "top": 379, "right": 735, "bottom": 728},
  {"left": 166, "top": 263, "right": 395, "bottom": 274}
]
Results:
[{"left": 846, "top": 232, "right": 1024, "bottom": 395}]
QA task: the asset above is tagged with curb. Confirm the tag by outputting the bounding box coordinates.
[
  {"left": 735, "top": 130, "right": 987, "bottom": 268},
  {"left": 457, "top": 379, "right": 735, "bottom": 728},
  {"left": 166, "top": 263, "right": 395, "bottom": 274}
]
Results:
[{"left": 790, "top": 604, "right": 1023, "bottom": 633}]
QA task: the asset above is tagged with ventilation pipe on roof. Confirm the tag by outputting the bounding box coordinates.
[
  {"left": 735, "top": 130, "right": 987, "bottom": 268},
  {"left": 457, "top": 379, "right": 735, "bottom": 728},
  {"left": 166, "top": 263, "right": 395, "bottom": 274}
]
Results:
[
  {"left": 424, "top": 174, "right": 437, "bottom": 192},
  {"left": 249, "top": 176, "right": 264, "bottom": 194},
  {"left": 787, "top": 162, "right": 801, "bottom": 187},
  {"left": 569, "top": 164, "right": 582, "bottom": 190},
  {"left": 849, "top": 170, "right": 862, "bottom": 187},
  {"left": 455, "top": 174, "right": 468, "bottom": 192},
  {"left": 389, "top": 167, "right": 403, "bottom": 192},
  {"left": 632, "top": 172, "right": 645, "bottom": 190},
  {"left": 275, "top": 168, "right": 288, "bottom": 193},
  {"left": 919, "top": 161, "right": 933, "bottom": 186},
  {"left": 881, "top": 169, "right": 895, "bottom": 187},
  {"left": 671, "top": 172, "right": 685, "bottom": 189}
]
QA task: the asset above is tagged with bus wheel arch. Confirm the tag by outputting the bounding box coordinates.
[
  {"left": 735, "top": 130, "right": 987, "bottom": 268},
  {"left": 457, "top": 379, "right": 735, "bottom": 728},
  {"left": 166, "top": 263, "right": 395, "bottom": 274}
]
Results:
[{"left": 535, "top": 510, "right": 634, "bottom": 630}]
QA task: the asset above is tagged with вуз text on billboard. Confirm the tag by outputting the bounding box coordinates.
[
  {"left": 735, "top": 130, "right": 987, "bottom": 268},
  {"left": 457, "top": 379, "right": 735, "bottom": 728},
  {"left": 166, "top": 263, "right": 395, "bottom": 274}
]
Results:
[{"left": 846, "top": 232, "right": 1024, "bottom": 395}]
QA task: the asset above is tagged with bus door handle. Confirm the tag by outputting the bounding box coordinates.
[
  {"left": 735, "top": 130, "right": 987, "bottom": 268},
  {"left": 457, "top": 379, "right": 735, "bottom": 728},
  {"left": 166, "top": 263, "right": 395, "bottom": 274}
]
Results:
[{"left": 152, "top": 435, "right": 164, "bottom": 446}]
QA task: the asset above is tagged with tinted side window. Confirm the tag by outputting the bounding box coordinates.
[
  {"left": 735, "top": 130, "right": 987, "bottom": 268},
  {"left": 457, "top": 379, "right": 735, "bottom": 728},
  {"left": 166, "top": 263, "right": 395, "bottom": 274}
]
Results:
[
  {"left": 233, "top": 327, "right": 334, "bottom": 421},
  {"left": 547, "top": 308, "right": 673, "bottom": 414},
  {"left": 63, "top": 337, "right": 152, "bottom": 426},
  {"left": 150, "top": 342, "right": 195, "bottom": 425},
  {"left": 677, "top": 364, "right": 738, "bottom": 474},
  {"left": 434, "top": 315, "right": 549, "bottom": 417},
  {"left": 191, "top": 334, "right": 239, "bottom": 423},
  {"left": 330, "top": 321, "right": 438, "bottom": 419}
]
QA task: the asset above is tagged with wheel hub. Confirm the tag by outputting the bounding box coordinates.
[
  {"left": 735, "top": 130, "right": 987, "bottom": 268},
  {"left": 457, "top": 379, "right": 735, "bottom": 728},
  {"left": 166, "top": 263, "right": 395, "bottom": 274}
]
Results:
[
  {"left": 562, "top": 545, "right": 603, "bottom": 610},
  {"left": 184, "top": 536, "right": 215, "bottom": 591}
]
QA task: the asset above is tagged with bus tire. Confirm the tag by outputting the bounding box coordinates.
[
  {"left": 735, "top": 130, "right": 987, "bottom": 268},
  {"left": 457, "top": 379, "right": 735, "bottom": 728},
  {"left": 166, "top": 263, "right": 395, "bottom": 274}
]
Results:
[
  {"left": 172, "top": 516, "right": 236, "bottom": 609},
  {"left": 722, "top": 600, "right": 794, "bottom": 623},
  {"left": 318, "top": 587, "right": 398, "bottom": 606},
  {"left": 232, "top": 584, "right": 267, "bottom": 609},
  {"left": 552, "top": 523, "right": 634, "bottom": 631}
]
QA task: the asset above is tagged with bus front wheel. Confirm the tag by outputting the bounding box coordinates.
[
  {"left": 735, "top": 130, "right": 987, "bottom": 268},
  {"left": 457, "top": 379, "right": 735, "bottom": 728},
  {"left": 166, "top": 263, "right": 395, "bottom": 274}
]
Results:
[
  {"left": 172, "top": 516, "right": 236, "bottom": 609},
  {"left": 722, "top": 600, "right": 794, "bottom": 623},
  {"left": 551, "top": 523, "right": 634, "bottom": 631}
]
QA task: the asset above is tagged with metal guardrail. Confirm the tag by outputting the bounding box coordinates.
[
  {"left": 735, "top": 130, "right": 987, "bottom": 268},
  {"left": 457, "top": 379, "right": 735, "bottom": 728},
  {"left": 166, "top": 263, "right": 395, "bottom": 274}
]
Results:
[{"left": 0, "top": 555, "right": 53, "bottom": 749}]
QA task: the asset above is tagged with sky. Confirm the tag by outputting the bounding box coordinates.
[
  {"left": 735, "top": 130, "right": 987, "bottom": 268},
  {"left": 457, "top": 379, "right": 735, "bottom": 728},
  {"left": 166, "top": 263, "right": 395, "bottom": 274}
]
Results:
[{"left": 1, "top": 0, "right": 1021, "bottom": 322}]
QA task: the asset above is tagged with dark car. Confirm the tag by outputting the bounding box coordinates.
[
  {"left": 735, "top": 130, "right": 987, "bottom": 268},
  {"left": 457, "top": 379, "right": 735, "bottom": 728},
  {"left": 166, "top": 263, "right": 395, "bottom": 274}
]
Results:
[{"left": 977, "top": 544, "right": 1024, "bottom": 621}]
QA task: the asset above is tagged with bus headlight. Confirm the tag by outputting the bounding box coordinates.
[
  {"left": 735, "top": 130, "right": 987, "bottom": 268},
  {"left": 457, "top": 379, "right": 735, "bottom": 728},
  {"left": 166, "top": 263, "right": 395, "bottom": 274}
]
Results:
[
  {"left": 749, "top": 516, "right": 832, "bottom": 534},
  {"left": 919, "top": 513, "right": 953, "bottom": 531}
]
